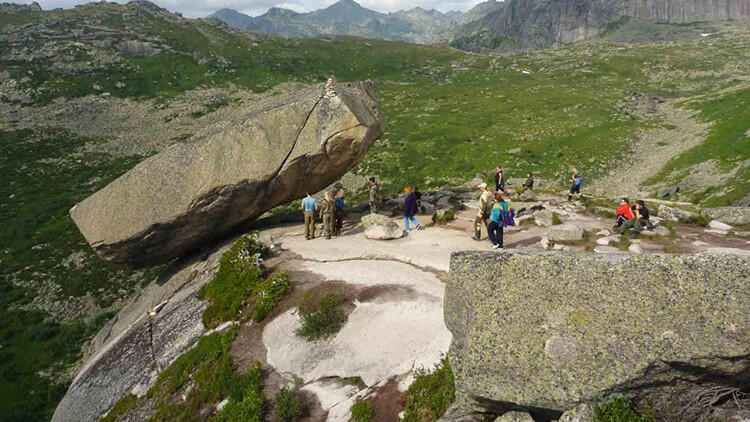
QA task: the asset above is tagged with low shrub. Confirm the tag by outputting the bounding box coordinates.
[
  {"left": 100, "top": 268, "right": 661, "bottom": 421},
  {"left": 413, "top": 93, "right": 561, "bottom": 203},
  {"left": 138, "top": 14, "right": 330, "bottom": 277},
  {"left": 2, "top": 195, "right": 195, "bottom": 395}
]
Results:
[
  {"left": 552, "top": 212, "right": 563, "bottom": 225},
  {"left": 402, "top": 356, "right": 455, "bottom": 422},
  {"left": 683, "top": 214, "right": 710, "bottom": 227},
  {"left": 432, "top": 209, "right": 455, "bottom": 223},
  {"left": 595, "top": 398, "right": 654, "bottom": 422},
  {"left": 274, "top": 387, "right": 303, "bottom": 422},
  {"left": 296, "top": 292, "right": 349, "bottom": 341},
  {"left": 248, "top": 271, "right": 292, "bottom": 322},
  {"left": 350, "top": 400, "right": 374, "bottom": 422}
]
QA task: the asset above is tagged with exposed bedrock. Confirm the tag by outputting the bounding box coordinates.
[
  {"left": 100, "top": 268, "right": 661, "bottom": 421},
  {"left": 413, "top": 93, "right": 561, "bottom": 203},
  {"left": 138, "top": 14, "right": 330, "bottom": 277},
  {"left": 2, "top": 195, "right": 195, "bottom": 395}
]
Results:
[
  {"left": 441, "top": 250, "right": 750, "bottom": 421},
  {"left": 70, "top": 80, "right": 385, "bottom": 266}
]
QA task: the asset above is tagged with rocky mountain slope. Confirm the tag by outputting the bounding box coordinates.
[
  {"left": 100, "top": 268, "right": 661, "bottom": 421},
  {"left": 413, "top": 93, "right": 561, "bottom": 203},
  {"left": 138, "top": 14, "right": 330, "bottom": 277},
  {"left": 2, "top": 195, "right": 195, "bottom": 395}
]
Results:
[
  {"left": 452, "top": 0, "right": 750, "bottom": 51},
  {"left": 1, "top": 1, "right": 749, "bottom": 420},
  {"left": 209, "top": 0, "right": 503, "bottom": 44}
]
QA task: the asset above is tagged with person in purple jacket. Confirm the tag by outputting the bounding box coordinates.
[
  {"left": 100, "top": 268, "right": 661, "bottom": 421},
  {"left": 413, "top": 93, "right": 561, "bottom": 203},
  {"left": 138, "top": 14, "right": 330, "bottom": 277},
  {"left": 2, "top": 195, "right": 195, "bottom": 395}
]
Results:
[{"left": 403, "top": 187, "right": 424, "bottom": 232}]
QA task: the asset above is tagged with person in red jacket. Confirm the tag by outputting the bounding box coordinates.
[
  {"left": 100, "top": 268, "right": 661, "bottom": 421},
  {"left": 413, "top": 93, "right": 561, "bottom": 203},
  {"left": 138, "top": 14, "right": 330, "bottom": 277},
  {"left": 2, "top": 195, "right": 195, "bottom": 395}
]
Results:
[{"left": 614, "top": 197, "right": 634, "bottom": 229}]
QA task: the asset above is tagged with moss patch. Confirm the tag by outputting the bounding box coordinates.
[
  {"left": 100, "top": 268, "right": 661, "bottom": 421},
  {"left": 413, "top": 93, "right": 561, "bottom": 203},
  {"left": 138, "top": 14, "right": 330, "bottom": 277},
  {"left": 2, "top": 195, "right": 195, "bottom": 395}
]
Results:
[{"left": 402, "top": 356, "right": 455, "bottom": 422}]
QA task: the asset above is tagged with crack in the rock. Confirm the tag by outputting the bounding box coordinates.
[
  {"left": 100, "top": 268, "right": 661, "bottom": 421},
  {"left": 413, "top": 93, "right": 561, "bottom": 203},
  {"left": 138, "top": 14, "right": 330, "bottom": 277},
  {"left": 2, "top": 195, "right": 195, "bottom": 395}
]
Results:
[
  {"left": 268, "top": 93, "right": 325, "bottom": 183},
  {"left": 147, "top": 313, "right": 161, "bottom": 374},
  {"left": 320, "top": 124, "right": 365, "bottom": 161}
]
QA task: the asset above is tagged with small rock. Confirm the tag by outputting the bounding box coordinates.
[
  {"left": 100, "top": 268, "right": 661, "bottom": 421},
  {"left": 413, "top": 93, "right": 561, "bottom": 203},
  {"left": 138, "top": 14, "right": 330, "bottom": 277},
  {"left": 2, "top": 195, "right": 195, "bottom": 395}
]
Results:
[
  {"left": 495, "top": 411, "right": 534, "bottom": 422},
  {"left": 548, "top": 224, "right": 584, "bottom": 242},
  {"left": 540, "top": 237, "right": 550, "bottom": 250},
  {"left": 362, "top": 214, "right": 404, "bottom": 240},
  {"left": 692, "top": 240, "right": 709, "bottom": 246},
  {"left": 533, "top": 209, "right": 555, "bottom": 227},
  {"left": 559, "top": 403, "right": 596, "bottom": 422},
  {"left": 628, "top": 244, "right": 643, "bottom": 254},
  {"left": 507, "top": 148, "right": 522, "bottom": 155},
  {"left": 519, "top": 190, "right": 537, "bottom": 201},
  {"left": 596, "top": 236, "right": 618, "bottom": 246},
  {"left": 596, "top": 229, "right": 611, "bottom": 236},
  {"left": 708, "top": 220, "right": 732, "bottom": 231},
  {"left": 594, "top": 245, "right": 621, "bottom": 254}
]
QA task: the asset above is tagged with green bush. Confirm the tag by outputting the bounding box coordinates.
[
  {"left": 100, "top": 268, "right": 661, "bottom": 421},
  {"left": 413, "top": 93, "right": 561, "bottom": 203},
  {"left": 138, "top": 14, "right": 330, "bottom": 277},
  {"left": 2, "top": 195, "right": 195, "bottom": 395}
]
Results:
[
  {"left": 350, "top": 400, "right": 374, "bottom": 422},
  {"left": 402, "top": 356, "right": 455, "bottom": 422},
  {"left": 683, "top": 214, "right": 710, "bottom": 227},
  {"left": 595, "top": 398, "right": 654, "bottom": 422},
  {"left": 214, "top": 364, "right": 265, "bottom": 422},
  {"left": 274, "top": 387, "right": 303, "bottom": 422},
  {"left": 432, "top": 209, "right": 456, "bottom": 223},
  {"left": 248, "top": 271, "right": 292, "bottom": 322},
  {"left": 198, "top": 233, "right": 277, "bottom": 328},
  {"left": 552, "top": 212, "right": 563, "bottom": 225},
  {"left": 296, "top": 292, "right": 349, "bottom": 341}
]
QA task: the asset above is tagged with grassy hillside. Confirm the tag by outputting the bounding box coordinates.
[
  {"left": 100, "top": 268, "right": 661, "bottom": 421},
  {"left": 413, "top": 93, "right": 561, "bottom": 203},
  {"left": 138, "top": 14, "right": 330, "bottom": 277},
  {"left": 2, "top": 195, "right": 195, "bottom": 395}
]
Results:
[{"left": 0, "top": 2, "right": 748, "bottom": 421}]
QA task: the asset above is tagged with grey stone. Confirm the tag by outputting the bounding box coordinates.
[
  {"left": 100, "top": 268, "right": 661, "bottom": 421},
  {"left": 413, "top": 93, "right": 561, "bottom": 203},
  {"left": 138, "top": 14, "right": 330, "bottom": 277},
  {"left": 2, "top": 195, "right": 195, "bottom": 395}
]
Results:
[
  {"left": 70, "top": 81, "right": 385, "bottom": 266},
  {"left": 507, "top": 148, "right": 522, "bottom": 155},
  {"left": 547, "top": 224, "right": 584, "bottom": 242},
  {"left": 658, "top": 204, "right": 697, "bottom": 222},
  {"left": 658, "top": 185, "right": 680, "bottom": 198},
  {"left": 519, "top": 189, "right": 537, "bottom": 201},
  {"left": 558, "top": 403, "right": 596, "bottom": 422},
  {"left": 704, "top": 207, "right": 750, "bottom": 225},
  {"left": 533, "top": 209, "right": 555, "bottom": 227},
  {"left": 445, "top": 251, "right": 750, "bottom": 418},
  {"left": 514, "top": 202, "right": 545, "bottom": 217},
  {"left": 362, "top": 214, "right": 404, "bottom": 240},
  {"left": 495, "top": 411, "right": 534, "bottom": 421}
]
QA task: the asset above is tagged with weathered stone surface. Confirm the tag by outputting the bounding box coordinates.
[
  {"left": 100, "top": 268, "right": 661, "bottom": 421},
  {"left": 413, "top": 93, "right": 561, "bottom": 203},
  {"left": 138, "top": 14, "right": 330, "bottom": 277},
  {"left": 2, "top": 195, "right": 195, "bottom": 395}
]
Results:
[
  {"left": 444, "top": 251, "right": 750, "bottom": 418},
  {"left": 533, "top": 209, "right": 555, "bottom": 227},
  {"left": 558, "top": 403, "right": 596, "bottom": 422},
  {"left": 519, "top": 189, "right": 537, "bottom": 201},
  {"left": 658, "top": 204, "right": 697, "bottom": 222},
  {"left": 704, "top": 207, "right": 750, "bottom": 225},
  {"left": 70, "top": 81, "right": 385, "bottom": 266},
  {"left": 361, "top": 213, "right": 404, "bottom": 240},
  {"left": 494, "top": 411, "right": 534, "bottom": 422},
  {"left": 51, "top": 244, "right": 228, "bottom": 422},
  {"left": 547, "top": 224, "right": 584, "bottom": 242}
]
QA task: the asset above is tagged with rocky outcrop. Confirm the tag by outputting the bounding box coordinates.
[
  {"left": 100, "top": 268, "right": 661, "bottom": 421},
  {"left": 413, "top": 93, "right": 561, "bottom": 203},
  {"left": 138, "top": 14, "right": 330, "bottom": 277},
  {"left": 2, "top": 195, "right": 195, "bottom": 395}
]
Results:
[
  {"left": 452, "top": 0, "right": 750, "bottom": 51},
  {"left": 703, "top": 207, "right": 750, "bottom": 225},
  {"left": 70, "top": 80, "right": 385, "bottom": 266},
  {"left": 442, "top": 250, "right": 750, "bottom": 420}
]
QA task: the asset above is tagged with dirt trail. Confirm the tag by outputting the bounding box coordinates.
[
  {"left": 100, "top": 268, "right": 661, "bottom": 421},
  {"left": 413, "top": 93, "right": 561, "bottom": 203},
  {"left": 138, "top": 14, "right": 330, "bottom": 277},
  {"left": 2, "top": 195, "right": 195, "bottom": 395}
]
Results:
[{"left": 588, "top": 99, "right": 709, "bottom": 198}]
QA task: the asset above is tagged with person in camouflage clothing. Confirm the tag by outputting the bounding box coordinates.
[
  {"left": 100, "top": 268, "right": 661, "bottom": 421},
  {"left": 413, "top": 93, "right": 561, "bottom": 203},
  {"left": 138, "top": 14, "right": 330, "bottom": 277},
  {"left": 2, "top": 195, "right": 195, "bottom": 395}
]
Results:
[{"left": 368, "top": 177, "right": 381, "bottom": 214}]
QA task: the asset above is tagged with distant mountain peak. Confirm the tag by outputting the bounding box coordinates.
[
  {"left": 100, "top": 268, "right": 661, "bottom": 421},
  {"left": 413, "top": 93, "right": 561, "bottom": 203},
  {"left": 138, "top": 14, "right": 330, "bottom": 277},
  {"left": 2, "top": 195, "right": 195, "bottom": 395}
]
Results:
[{"left": 329, "top": 0, "right": 362, "bottom": 8}]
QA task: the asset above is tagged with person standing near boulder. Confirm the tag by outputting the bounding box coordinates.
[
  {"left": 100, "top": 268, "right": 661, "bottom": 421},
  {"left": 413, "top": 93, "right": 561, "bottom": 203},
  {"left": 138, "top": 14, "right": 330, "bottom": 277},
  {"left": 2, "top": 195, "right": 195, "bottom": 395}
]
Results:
[
  {"left": 568, "top": 167, "right": 583, "bottom": 201},
  {"left": 320, "top": 190, "right": 335, "bottom": 240},
  {"left": 301, "top": 193, "right": 318, "bottom": 240},
  {"left": 473, "top": 183, "right": 493, "bottom": 241},
  {"left": 368, "top": 177, "right": 381, "bottom": 214},
  {"left": 334, "top": 183, "right": 345, "bottom": 237},
  {"left": 494, "top": 166, "right": 505, "bottom": 193},
  {"left": 523, "top": 172, "right": 534, "bottom": 191},
  {"left": 488, "top": 192, "right": 509, "bottom": 249},
  {"left": 403, "top": 187, "right": 423, "bottom": 232}
]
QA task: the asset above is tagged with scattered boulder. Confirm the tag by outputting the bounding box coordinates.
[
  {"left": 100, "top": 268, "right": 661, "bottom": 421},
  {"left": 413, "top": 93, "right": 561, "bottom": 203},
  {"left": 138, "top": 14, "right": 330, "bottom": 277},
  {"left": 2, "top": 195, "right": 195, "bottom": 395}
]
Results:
[
  {"left": 703, "top": 207, "right": 750, "bottom": 225},
  {"left": 70, "top": 81, "right": 385, "bottom": 266},
  {"left": 444, "top": 251, "right": 750, "bottom": 420},
  {"left": 558, "top": 404, "right": 596, "bottom": 422},
  {"left": 533, "top": 210, "right": 555, "bottom": 227},
  {"left": 640, "top": 226, "right": 670, "bottom": 237},
  {"left": 708, "top": 220, "right": 733, "bottom": 231},
  {"left": 433, "top": 209, "right": 456, "bottom": 223},
  {"left": 495, "top": 411, "right": 534, "bottom": 422},
  {"left": 657, "top": 185, "right": 681, "bottom": 198},
  {"left": 628, "top": 244, "right": 643, "bottom": 254},
  {"left": 658, "top": 205, "right": 697, "bottom": 222},
  {"left": 507, "top": 148, "right": 522, "bottom": 155},
  {"left": 519, "top": 189, "right": 537, "bottom": 201},
  {"left": 362, "top": 214, "right": 404, "bottom": 240},
  {"left": 594, "top": 245, "right": 620, "bottom": 254},
  {"left": 596, "top": 236, "right": 618, "bottom": 246},
  {"left": 514, "top": 202, "right": 545, "bottom": 217},
  {"left": 547, "top": 224, "right": 584, "bottom": 242}
]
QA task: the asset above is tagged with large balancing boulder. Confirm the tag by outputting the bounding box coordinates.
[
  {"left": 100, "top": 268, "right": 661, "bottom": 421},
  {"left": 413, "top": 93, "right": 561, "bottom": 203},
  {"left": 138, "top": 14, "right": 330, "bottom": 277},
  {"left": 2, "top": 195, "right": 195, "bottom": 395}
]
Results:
[
  {"left": 442, "top": 250, "right": 750, "bottom": 421},
  {"left": 71, "top": 81, "right": 385, "bottom": 266}
]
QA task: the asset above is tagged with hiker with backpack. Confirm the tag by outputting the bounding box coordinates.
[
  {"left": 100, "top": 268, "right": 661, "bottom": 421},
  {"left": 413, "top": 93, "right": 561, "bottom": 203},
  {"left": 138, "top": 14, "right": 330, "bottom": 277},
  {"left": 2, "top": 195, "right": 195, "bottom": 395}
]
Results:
[
  {"left": 568, "top": 167, "right": 583, "bottom": 201},
  {"left": 472, "top": 183, "right": 493, "bottom": 241},
  {"left": 488, "top": 192, "right": 510, "bottom": 249}
]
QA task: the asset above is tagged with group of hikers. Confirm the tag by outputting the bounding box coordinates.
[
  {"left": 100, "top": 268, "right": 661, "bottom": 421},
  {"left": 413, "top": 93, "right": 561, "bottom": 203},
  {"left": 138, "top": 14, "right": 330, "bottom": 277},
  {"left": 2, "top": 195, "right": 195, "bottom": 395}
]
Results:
[
  {"left": 614, "top": 197, "right": 654, "bottom": 238},
  {"left": 301, "top": 166, "right": 591, "bottom": 246}
]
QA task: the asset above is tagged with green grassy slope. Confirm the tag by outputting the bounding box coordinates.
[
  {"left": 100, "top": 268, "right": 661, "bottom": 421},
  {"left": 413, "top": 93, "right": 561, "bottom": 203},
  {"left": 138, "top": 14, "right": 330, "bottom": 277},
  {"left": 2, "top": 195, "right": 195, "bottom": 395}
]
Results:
[{"left": 0, "top": 3, "right": 748, "bottom": 420}]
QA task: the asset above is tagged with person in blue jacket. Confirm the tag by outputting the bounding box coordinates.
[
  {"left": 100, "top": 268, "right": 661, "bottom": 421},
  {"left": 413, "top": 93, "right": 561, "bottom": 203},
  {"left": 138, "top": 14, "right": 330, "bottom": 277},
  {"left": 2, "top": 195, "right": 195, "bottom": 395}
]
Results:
[
  {"left": 568, "top": 167, "right": 584, "bottom": 201},
  {"left": 488, "top": 192, "right": 509, "bottom": 249}
]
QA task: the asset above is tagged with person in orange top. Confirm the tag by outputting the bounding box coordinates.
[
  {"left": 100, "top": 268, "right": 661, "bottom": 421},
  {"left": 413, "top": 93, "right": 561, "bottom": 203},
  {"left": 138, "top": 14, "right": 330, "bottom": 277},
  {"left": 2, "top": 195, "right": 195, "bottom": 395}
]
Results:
[{"left": 614, "top": 197, "right": 634, "bottom": 229}]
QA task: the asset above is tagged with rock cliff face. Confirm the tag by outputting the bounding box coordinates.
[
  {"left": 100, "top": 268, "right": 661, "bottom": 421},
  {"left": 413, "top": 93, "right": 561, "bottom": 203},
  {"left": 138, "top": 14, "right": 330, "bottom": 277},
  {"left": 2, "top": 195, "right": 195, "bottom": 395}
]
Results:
[
  {"left": 452, "top": 0, "right": 750, "bottom": 50},
  {"left": 70, "top": 80, "right": 385, "bottom": 266},
  {"left": 442, "top": 250, "right": 750, "bottom": 420}
]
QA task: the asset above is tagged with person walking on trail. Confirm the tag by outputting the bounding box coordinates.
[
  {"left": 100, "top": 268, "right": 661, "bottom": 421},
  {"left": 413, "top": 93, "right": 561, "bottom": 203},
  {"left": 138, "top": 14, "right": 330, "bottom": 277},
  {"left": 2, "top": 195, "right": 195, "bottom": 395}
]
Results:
[
  {"left": 523, "top": 172, "right": 534, "bottom": 191},
  {"left": 494, "top": 166, "right": 505, "bottom": 193},
  {"left": 472, "top": 183, "right": 493, "bottom": 241},
  {"left": 320, "top": 190, "right": 335, "bottom": 240},
  {"left": 333, "top": 183, "right": 345, "bottom": 237},
  {"left": 368, "top": 177, "right": 381, "bottom": 214},
  {"left": 403, "top": 187, "right": 423, "bottom": 232},
  {"left": 488, "top": 192, "right": 509, "bottom": 249},
  {"left": 301, "top": 193, "right": 318, "bottom": 240},
  {"left": 568, "top": 167, "right": 583, "bottom": 201},
  {"left": 614, "top": 197, "right": 635, "bottom": 229},
  {"left": 620, "top": 200, "right": 653, "bottom": 238}
]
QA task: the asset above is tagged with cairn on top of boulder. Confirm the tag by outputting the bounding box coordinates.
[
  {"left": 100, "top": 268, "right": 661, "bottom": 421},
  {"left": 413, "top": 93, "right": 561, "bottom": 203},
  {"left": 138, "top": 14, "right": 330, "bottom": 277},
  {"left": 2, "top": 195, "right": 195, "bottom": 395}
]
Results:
[{"left": 70, "top": 80, "right": 385, "bottom": 266}]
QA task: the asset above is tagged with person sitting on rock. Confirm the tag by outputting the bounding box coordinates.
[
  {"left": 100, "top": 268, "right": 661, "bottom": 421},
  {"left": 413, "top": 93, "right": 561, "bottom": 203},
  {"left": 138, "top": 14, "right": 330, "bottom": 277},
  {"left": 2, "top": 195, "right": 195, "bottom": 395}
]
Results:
[
  {"left": 473, "top": 183, "right": 493, "bottom": 241},
  {"left": 523, "top": 172, "right": 534, "bottom": 191},
  {"left": 368, "top": 177, "right": 381, "bottom": 214},
  {"left": 568, "top": 167, "right": 583, "bottom": 201},
  {"left": 614, "top": 197, "right": 634, "bottom": 230},
  {"left": 301, "top": 192, "right": 318, "bottom": 240},
  {"left": 334, "top": 183, "right": 345, "bottom": 236},
  {"left": 320, "top": 190, "right": 335, "bottom": 240},
  {"left": 488, "top": 192, "right": 509, "bottom": 249},
  {"left": 620, "top": 200, "right": 654, "bottom": 238},
  {"left": 403, "top": 187, "right": 423, "bottom": 232}
]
